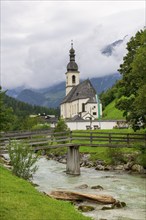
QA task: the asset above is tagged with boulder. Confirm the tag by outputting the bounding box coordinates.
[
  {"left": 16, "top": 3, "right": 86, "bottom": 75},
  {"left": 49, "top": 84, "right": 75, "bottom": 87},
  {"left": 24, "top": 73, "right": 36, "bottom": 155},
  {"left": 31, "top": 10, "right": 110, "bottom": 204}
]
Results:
[
  {"left": 78, "top": 205, "right": 95, "bottom": 212},
  {"left": 131, "top": 164, "right": 144, "bottom": 173},
  {"left": 95, "top": 165, "right": 104, "bottom": 170},
  {"left": 114, "top": 165, "right": 124, "bottom": 170},
  {"left": 91, "top": 185, "right": 104, "bottom": 190}
]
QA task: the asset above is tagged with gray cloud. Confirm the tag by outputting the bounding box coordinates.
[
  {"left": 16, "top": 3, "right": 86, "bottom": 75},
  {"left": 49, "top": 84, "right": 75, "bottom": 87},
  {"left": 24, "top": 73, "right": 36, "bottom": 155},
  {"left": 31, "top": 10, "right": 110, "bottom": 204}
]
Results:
[{"left": 1, "top": 1, "right": 145, "bottom": 89}]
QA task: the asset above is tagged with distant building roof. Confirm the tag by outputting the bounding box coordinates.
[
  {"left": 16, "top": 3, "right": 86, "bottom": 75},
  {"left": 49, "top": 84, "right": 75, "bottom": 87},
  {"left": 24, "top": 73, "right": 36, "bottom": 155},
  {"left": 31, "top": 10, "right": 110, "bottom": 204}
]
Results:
[
  {"left": 61, "top": 79, "right": 96, "bottom": 104},
  {"left": 67, "top": 115, "right": 85, "bottom": 122}
]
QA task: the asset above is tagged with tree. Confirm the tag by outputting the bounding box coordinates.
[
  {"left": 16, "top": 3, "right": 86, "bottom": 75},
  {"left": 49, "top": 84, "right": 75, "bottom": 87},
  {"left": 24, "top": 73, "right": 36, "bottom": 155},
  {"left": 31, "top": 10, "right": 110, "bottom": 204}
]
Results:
[
  {"left": 116, "top": 29, "right": 146, "bottom": 130},
  {"left": 54, "top": 118, "right": 69, "bottom": 133},
  {"left": 54, "top": 118, "right": 70, "bottom": 143},
  {"left": 0, "top": 87, "right": 16, "bottom": 132}
]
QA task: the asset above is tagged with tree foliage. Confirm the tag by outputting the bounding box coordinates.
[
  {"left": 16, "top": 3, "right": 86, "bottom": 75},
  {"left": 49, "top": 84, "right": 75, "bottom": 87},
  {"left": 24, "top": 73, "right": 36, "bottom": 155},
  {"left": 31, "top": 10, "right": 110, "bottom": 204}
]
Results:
[
  {"left": 115, "top": 29, "right": 146, "bottom": 130},
  {"left": 0, "top": 86, "right": 59, "bottom": 131},
  {"left": 54, "top": 118, "right": 69, "bottom": 133},
  {"left": 0, "top": 87, "right": 16, "bottom": 132}
]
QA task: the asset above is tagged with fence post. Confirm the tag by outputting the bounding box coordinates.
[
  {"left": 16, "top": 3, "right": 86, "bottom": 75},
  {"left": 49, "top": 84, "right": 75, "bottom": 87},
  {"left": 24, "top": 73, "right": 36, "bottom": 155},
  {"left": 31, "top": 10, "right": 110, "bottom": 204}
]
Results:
[
  {"left": 109, "top": 134, "right": 111, "bottom": 143},
  {"left": 127, "top": 134, "right": 129, "bottom": 144},
  {"left": 90, "top": 131, "right": 92, "bottom": 144},
  {"left": 69, "top": 131, "right": 72, "bottom": 143}
]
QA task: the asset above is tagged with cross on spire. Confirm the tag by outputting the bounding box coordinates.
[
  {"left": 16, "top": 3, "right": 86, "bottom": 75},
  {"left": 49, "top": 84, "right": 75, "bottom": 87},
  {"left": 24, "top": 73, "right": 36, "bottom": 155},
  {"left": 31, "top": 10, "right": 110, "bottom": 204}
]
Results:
[{"left": 71, "top": 40, "right": 73, "bottom": 48}]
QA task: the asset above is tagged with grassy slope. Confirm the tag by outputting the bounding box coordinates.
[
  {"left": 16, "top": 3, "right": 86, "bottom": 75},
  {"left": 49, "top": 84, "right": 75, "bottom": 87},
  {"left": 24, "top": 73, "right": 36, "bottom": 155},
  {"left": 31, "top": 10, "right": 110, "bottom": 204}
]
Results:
[
  {"left": 0, "top": 166, "right": 91, "bottom": 220},
  {"left": 102, "top": 100, "right": 125, "bottom": 120},
  {"left": 48, "top": 129, "right": 145, "bottom": 165}
]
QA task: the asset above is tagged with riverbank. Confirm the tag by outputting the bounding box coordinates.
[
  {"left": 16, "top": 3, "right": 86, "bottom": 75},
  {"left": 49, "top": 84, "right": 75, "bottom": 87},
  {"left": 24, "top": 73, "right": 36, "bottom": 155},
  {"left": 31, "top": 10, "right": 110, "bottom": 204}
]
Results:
[
  {"left": 0, "top": 165, "right": 91, "bottom": 220},
  {"left": 46, "top": 151, "right": 146, "bottom": 175}
]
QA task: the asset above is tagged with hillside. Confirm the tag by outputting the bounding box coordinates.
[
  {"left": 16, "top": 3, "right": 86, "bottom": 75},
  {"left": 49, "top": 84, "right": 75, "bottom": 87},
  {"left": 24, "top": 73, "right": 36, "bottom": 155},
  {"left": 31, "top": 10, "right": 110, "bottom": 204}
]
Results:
[
  {"left": 6, "top": 73, "right": 121, "bottom": 108},
  {"left": 3, "top": 93, "right": 59, "bottom": 117},
  {"left": 102, "top": 99, "right": 125, "bottom": 120},
  {"left": 0, "top": 165, "right": 90, "bottom": 220}
]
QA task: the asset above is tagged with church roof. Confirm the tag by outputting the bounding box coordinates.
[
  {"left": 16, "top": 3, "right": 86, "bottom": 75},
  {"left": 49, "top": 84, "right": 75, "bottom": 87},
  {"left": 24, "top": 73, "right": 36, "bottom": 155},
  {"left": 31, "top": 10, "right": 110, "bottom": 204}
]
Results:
[{"left": 61, "top": 79, "right": 97, "bottom": 104}]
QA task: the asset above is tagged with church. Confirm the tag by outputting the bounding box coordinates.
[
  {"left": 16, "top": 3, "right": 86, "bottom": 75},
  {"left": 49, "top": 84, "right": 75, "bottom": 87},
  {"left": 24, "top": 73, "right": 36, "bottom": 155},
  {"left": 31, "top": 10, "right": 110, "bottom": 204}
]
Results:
[{"left": 60, "top": 43, "right": 102, "bottom": 121}]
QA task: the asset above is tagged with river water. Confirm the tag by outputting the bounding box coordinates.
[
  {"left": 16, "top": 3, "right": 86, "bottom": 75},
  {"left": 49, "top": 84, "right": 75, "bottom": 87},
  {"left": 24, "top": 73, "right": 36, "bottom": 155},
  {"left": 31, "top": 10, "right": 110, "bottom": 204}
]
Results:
[{"left": 33, "top": 157, "right": 146, "bottom": 220}]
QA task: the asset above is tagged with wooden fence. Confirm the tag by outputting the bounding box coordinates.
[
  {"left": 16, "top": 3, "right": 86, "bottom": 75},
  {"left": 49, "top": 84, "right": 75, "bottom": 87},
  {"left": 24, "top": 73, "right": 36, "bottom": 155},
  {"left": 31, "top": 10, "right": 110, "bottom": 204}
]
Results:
[{"left": 0, "top": 130, "right": 146, "bottom": 153}]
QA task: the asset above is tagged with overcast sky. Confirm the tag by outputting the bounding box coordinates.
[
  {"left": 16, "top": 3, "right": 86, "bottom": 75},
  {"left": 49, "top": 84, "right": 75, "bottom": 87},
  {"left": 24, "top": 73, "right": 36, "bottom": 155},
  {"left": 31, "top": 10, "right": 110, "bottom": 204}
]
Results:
[{"left": 1, "top": 0, "right": 145, "bottom": 89}]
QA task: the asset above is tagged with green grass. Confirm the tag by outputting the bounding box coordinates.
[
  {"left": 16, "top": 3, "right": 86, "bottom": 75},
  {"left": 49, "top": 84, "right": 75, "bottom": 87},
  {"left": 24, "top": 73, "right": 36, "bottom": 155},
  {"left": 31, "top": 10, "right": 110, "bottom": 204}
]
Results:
[
  {"left": 46, "top": 129, "right": 145, "bottom": 165},
  {"left": 0, "top": 165, "right": 91, "bottom": 220},
  {"left": 72, "top": 129, "right": 145, "bottom": 164},
  {"left": 102, "top": 99, "right": 125, "bottom": 120}
]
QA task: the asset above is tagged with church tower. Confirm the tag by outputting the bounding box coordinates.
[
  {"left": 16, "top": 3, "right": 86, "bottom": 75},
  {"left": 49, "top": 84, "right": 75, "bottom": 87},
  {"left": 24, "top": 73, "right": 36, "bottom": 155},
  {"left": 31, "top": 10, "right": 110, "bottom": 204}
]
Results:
[{"left": 65, "top": 42, "right": 80, "bottom": 95}]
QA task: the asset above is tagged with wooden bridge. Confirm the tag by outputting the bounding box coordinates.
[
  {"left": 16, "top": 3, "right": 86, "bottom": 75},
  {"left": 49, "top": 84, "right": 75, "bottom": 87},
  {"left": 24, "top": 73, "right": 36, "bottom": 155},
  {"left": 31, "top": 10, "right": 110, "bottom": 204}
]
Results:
[{"left": 0, "top": 130, "right": 146, "bottom": 175}]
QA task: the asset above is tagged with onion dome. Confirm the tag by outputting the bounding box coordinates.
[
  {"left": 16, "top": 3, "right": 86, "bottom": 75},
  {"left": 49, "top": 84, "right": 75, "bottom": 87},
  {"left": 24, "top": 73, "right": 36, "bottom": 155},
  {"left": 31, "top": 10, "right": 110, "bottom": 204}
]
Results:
[{"left": 67, "top": 41, "right": 78, "bottom": 71}]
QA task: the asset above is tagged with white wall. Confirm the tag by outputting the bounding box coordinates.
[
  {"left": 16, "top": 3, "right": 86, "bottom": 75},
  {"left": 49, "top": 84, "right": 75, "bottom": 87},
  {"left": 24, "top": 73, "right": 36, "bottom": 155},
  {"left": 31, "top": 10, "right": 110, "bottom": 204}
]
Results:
[{"left": 66, "top": 120, "right": 125, "bottom": 130}]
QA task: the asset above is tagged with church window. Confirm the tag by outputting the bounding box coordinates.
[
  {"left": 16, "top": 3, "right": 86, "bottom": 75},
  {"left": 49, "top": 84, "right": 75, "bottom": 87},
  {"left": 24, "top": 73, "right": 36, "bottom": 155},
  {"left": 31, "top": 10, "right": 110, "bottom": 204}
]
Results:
[
  {"left": 72, "top": 75, "right": 76, "bottom": 84},
  {"left": 82, "top": 103, "right": 85, "bottom": 112}
]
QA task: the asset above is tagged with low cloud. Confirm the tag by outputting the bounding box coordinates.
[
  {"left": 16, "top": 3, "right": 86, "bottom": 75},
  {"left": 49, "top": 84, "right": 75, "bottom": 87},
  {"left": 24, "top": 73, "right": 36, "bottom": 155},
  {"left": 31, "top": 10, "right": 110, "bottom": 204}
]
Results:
[{"left": 1, "top": 1, "right": 145, "bottom": 89}]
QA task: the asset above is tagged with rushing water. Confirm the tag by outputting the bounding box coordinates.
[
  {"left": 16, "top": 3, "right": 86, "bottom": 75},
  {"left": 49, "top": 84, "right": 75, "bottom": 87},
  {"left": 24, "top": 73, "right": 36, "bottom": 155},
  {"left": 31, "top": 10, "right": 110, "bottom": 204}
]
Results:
[{"left": 33, "top": 157, "right": 145, "bottom": 220}]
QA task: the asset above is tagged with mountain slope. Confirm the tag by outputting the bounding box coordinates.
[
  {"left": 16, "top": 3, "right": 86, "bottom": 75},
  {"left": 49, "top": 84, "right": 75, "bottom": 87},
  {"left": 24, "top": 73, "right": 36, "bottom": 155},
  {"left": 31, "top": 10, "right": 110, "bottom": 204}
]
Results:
[
  {"left": 102, "top": 99, "right": 124, "bottom": 120},
  {"left": 6, "top": 73, "right": 121, "bottom": 108}
]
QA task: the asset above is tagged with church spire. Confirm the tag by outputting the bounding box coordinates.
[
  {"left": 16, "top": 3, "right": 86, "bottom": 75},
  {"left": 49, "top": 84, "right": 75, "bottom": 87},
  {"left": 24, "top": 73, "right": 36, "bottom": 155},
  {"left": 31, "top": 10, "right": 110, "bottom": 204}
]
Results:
[{"left": 67, "top": 41, "right": 78, "bottom": 71}]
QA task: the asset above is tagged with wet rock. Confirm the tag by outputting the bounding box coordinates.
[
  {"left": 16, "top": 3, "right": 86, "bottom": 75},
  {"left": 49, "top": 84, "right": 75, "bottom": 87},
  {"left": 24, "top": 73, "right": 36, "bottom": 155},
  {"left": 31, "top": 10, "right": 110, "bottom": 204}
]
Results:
[
  {"left": 91, "top": 185, "right": 104, "bottom": 190},
  {"left": 104, "top": 165, "right": 113, "bottom": 171},
  {"left": 86, "top": 161, "right": 94, "bottom": 168},
  {"left": 102, "top": 201, "right": 126, "bottom": 210},
  {"left": 78, "top": 205, "right": 95, "bottom": 212},
  {"left": 96, "top": 160, "right": 105, "bottom": 166},
  {"left": 75, "top": 184, "right": 88, "bottom": 189},
  {"left": 114, "top": 165, "right": 124, "bottom": 170},
  {"left": 95, "top": 165, "right": 104, "bottom": 170},
  {"left": 124, "top": 161, "right": 134, "bottom": 170},
  {"left": 101, "top": 205, "right": 113, "bottom": 210},
  {"left": 131, "top": 164, "right": 144, "bottom": 173},
  {"left": 113, "top": 201, "right": 126, "bottom": 208}
]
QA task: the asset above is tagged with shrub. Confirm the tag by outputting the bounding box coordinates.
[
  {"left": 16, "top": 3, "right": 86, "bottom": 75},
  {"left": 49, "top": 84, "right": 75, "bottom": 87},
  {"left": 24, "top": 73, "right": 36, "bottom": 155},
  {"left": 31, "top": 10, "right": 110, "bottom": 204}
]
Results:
[
  {"left": 32, "top": 123, "right": 51, "bottom": 130},
  {"left": 107, "top": 147, "right": 126, "bottom": 165},
  {"left": 8, "top": 140, "right": 38, "bottom": 180},
  {"left": 54, "top": 118, "right": 70, "bottom": 144}
]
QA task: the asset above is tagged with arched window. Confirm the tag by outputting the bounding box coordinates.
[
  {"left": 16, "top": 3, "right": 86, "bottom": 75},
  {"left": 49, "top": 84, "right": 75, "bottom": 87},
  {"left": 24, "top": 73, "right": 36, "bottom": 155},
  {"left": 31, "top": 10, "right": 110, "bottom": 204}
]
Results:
[{"left": 72, "top": 75, "right": 76, "bottom": 84}]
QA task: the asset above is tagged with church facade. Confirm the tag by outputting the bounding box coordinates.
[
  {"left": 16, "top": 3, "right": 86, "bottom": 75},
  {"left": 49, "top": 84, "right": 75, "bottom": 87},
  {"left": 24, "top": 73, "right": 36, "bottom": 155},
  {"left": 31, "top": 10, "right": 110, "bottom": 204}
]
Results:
[{"left": 60, "top": 43, "right": 102, "bottom": 120}]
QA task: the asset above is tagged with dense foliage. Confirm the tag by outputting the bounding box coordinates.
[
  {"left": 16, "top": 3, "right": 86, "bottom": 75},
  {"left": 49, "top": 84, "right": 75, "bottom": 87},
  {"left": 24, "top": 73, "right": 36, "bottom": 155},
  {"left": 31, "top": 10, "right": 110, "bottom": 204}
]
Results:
[
  {"left": 116, "top": 30, "right": 146, "bottom": 130},
  {"left": 0, "top": 87, "right": 59, "bottom": 131},
  {"left": 100, "top": 29, "right": 146, "bottom": 130},
  {"left": 3, "top": 92, "right": 60, "bottom": 117},
  {"left": 0, "top": 88, "right": 16, "bottom": 131}
]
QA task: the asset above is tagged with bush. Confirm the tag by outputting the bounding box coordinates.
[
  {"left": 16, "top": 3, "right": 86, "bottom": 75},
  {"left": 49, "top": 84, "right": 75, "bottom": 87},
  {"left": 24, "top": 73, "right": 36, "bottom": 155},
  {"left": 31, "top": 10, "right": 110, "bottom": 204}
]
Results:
[
  {"left": 8, "top": 140, "right": 38, "bottom": 180},
  {"left": 136, "top": 147, "right": 146, "bottom": 168},
  {"left": 107, "top": 147, "right": 126, "bottom": 165},
  {"left": 54, "top": 118, "right": 70, "bottom": 144},
  {"left": 32, "top": 123, "right": 51, "bottom": 130}
]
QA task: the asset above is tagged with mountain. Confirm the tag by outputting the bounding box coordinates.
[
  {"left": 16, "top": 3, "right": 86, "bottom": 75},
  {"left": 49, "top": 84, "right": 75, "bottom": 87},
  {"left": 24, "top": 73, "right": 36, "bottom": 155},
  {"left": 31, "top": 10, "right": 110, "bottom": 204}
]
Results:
[
  {"left": 17, "top": 89, "right": 46, "bottom": 106},
  {"left": 6, "top": 73, "right": 121, "bottom": 108},
  {"left": 101, "top": 35, "right": 128, "bottom": 56}
]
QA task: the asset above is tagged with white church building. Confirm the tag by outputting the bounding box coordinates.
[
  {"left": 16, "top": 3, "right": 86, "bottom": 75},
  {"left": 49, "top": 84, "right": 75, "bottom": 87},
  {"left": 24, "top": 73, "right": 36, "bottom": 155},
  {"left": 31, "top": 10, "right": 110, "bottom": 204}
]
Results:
[{"left": 60, "top": 43, "right": 102, "bottom": 121}]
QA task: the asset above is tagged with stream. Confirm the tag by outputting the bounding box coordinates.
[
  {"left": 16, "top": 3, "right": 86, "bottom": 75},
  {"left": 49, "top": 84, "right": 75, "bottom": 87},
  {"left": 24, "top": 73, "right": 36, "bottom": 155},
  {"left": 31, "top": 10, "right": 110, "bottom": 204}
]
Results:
[{"left": 32, "top": 157, "right": 146, "bottom": 220}]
